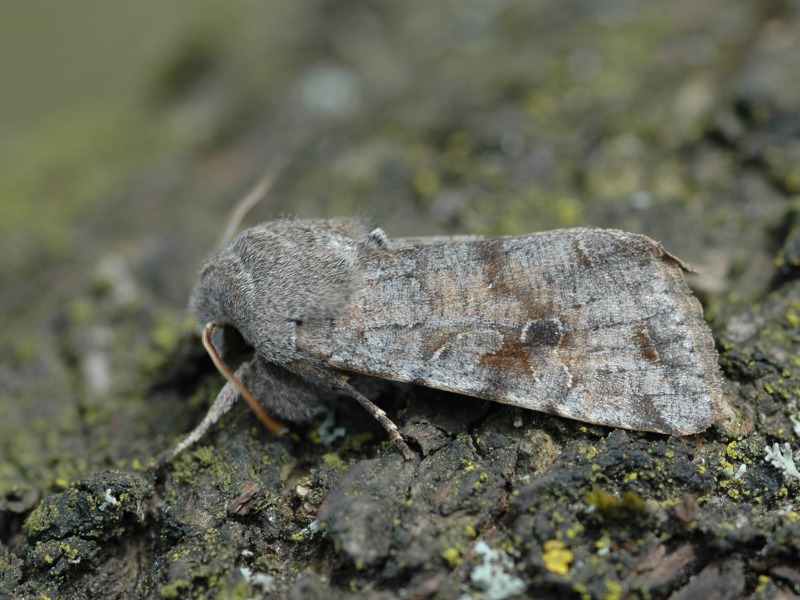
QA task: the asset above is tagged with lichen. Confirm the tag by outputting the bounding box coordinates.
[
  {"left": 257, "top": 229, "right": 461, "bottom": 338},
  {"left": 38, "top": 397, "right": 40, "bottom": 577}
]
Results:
[
  {"left": 542, "top": 539, "right": 573, "bottom": 576},
  {"left": 764, "top": 443, "right": 800, "bottom": 481},
  {"left": 469, "top": 540, "right": 526, "bottom": 600}
]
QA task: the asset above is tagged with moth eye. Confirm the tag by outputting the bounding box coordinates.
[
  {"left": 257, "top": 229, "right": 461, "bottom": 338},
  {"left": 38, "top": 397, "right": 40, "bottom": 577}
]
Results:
[{"left": 290, "top": 318, "right": 303, "bottom": 326}]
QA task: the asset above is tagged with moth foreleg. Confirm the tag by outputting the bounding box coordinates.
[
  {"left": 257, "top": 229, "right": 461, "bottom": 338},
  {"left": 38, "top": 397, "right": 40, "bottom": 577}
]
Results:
[
  {"left": 334, "top": 375, "right": 416, "bottom": 461},
  {"left": 152, "top": 372, "right": 244, "bottom": 468}
]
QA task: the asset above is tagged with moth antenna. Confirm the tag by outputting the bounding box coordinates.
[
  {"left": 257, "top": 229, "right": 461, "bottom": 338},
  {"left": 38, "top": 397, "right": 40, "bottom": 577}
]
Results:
[
  {"left": 217, "top": 157, "right": 286, "bottom": 248},
  {"left": 202, "top": 323, "right": 287, "bottom": 435}
]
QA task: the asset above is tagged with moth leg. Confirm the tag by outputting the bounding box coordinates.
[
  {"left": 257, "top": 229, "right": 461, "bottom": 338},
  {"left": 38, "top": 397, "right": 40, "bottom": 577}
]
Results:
[
  {"left": 285, "top": 362, "right": 415, "bottom": 461},
  {"left": 334, "top": 375, "right": 416, "bottom": 461},
  {"left": 152, "top": 378, "right": 242, "bottom": 469},
  {"left": 152, "top": 372, "right": 243, "bottom": 468}
]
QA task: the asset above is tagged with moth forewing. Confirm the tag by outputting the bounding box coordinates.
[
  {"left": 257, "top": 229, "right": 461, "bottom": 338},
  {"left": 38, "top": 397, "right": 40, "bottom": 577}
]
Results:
[
  {"left": 159, "top": 219, "right": 726, "bottom": 467},
  {"left": 296, "top": 228, "right": 725, "bottom": 436}
]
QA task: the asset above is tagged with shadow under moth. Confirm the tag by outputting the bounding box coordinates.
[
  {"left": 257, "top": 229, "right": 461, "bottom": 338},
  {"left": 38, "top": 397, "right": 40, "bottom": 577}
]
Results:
[{"left": 154, "top": 217, "right": 726, "bottom": 466}]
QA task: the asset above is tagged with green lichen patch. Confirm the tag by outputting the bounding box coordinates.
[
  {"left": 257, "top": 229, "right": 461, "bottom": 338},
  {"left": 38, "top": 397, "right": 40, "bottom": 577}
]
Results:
[
  {"left": 22, "top": 470, "right": 151, "bottom": 546},
  {"left": 158, "top": 522, "right": 250, "bottom": 599},
  {"left": 27, "top": 537, "right": 100, "bottom": 577},
  {"left": 158, "top": 425, "right": 295, "bottom": 537},
  {"left": 315, "top": 421, "right": 525, "bottom": 587},
  {"left": 0, "top": 544, "right": 23, "bottom": 596},
  {"left": 18, "top": 470, "right": 151, "bottom": 593},
  {"left": 507, "top": 429, "right": 754, "bottom": 597},
  {"left": 719, "top": 279, "right": 800, "bottom": 440}
]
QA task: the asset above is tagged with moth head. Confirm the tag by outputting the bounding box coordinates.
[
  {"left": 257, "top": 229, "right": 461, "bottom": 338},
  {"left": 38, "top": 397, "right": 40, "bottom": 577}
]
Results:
[{"left": 188, "top": 251, "right": 250, "bottom": 336}]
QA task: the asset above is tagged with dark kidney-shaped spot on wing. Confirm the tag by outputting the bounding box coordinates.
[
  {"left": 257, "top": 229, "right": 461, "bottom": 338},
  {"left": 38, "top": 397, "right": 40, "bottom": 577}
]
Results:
[
  {"left": 475, "top": 318, "right": 564, "bottom": 377},
  {"left": 520, "top": 318, "right": 563, "bottom": 350}
]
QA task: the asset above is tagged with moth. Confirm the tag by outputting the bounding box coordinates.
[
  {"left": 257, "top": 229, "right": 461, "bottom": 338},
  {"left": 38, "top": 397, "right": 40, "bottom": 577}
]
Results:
[{"left": 154, "top": 217, "right": 726, "bottom": 465}]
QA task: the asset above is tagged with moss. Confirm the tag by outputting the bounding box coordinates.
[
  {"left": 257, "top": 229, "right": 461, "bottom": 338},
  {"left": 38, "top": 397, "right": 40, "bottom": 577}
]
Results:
[
  {"left": 160, "top": 578, "right": 192, "bottom": 599},
  {"left": 620, "top": 491, "right": 645, "bottom": 514},
  {"left": 218, "top": 578, "right": 253, "bottom": 600},
  {"left": 27, "top": 537, "right": 100, "bottom": 577},
  {"left": 586, "top": 488, "right": 620, "bottom": 519},
  {"left": 320, "top": 452, "right": 345, "bottom": 470},
  {"left": 170, "top": 443, "right": 237, "bottom": 501},
  {"left": 338, "top": 431, "right": 376, "bottom": 455},
  {"left": 136, "top": 311, "right": 191, "bottom": 375}
]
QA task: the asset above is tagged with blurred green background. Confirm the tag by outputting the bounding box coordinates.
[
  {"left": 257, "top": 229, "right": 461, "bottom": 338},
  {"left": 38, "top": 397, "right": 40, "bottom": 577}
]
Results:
[{"left": 4, "top": 0, "right": 787, "bottom": 332}]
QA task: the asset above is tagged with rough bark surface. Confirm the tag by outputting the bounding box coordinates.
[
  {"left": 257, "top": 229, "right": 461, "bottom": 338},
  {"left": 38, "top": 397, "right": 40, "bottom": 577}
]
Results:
[{"left": 2, "top": 1, "right": 800, "bottom": 599}]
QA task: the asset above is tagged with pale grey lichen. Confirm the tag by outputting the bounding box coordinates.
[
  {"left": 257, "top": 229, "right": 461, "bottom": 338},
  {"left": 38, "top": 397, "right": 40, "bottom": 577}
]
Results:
[
  {"left": 316, "top": 412, "right": 346, "bottom": 446},
  {"left": 297, "top": 519, "right": 326, "bottom": 538},
  {"left": 789, "top": 415, "right": 800, "bottom": 438},
  {"left": 239, "top": 566, "right": 276, "bottom": 594},
  {"left": 98, "top": 488, "right": 119, "bottom": 511},
  {"left": 463, "top": 540, "right": 526, "bottom": 600},
  {"left": 764, "top": 443, "right": 800, "bottom": 481},
  {"left": 722, "top": 463, "right": 747, "bottom": 479}
]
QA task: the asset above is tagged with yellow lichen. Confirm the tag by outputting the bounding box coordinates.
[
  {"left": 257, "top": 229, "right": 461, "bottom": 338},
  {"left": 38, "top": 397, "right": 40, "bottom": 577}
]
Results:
[
  {"left": 543, "top": 539, "right": 573, "bottom": 575},
  {"left": 441, "top": 547, "right": 461, "bottom": 567},
  {"left": 603, "top": 580, "right": 623, "bottom": 600}
]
